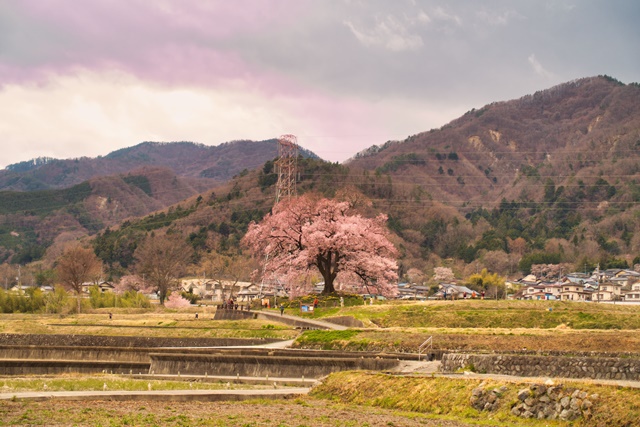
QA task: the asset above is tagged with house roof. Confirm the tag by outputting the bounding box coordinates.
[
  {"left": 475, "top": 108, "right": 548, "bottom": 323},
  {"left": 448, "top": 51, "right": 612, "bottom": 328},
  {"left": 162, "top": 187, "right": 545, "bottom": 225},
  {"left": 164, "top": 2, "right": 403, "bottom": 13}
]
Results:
[{"left": 439, "top": 284, "right": 475, "bottom": 294}]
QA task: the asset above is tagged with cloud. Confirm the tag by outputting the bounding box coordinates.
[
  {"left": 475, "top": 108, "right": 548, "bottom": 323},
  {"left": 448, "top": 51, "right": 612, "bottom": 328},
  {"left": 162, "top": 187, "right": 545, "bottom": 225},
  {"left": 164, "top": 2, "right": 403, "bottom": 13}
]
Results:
[
  {"left": 476, "top": 9, "right": 520, "bottom": 26},
  {"left": 432, "top": 6, "right": 461, "bottom": 26},
  {"left": 528, "top": 54, "right": 554, "bottom": 79},
  {"left": 344, "top": 14, "right": 424, "bottom": 52},
  {"left": 0, "top": 68, "right": 397, "bottom": 167},
  {"left": 0, "top": 1, "right": 637, "bottom": 168}
]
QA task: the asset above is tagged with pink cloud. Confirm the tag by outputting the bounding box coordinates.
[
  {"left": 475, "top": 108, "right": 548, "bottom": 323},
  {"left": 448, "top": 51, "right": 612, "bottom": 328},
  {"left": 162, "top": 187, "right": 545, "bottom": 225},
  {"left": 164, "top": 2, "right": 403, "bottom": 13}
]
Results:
[{"left": 2, "top": 1, "right": 309, "bottom": 86}]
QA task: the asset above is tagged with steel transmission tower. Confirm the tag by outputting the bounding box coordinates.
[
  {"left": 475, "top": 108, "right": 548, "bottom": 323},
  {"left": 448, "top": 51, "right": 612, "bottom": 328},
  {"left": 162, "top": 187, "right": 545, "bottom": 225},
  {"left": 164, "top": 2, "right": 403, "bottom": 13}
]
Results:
[
  {"left": 259, "top": 134, "right": 299, "bottom": 300},
  {"left": 274, "top": 134, "right": 298, "bottom": 203}
]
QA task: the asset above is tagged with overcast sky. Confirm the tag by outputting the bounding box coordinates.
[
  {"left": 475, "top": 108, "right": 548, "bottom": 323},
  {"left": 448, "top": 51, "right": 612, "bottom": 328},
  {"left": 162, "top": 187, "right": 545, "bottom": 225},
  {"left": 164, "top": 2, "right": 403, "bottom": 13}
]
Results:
[{"left": 1, "top": 0, "right": 638, "bottom": 169}]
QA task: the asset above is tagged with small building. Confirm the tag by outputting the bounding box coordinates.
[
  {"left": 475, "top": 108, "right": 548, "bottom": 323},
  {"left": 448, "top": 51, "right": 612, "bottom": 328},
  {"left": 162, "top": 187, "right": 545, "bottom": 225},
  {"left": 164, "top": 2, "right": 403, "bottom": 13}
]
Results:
[
  {"left": 593, "top": 282, "right": 623, "bottom": 302},
  {"left": 81, "top": 281, "right": 114, "bottom": 294},
  {"left": 559, "top": 283, "right": 592, "bottom": 302},
  {"left": 623, "top": 283, "right": 640, "bottom": 302},
  {"left": 435, "top": 283, "right": 476, "bottom": 300}
]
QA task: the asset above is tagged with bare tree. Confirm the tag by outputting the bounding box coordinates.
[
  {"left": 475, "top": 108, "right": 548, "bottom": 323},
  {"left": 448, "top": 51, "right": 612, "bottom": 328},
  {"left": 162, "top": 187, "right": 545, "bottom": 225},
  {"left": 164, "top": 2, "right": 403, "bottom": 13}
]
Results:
[
  {"left": 56, "top": 245, "right": 102, "bottom": 313},
  {"left": 201, "top": 251, "right": 253, "bottom": 301},
  {"left": 134, "top": 233, "right": 193, "bottom": 305}
]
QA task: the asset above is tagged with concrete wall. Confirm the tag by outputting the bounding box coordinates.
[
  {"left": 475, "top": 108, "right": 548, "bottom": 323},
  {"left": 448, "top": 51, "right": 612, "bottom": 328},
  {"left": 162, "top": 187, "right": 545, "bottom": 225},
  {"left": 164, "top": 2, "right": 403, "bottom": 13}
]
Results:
[
  {"left": 0, "top": 360, "right": 148, "bottom": 375},
  {"left": 441, "top": 353, "right": 640, "bottom": 380},
  {"left": 0, "top": 345, "right": 153, "bottom": 363},
  {"left": 0, "top": 334, "right": 280, "bottom": 348},
  {"left": 149, "top": 353, "right": 399, "bottom": 379}
]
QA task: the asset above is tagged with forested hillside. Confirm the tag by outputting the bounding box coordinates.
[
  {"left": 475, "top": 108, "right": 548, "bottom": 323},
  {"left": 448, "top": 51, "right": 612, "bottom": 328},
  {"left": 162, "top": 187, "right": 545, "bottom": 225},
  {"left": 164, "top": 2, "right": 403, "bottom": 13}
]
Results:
[{"left": 0, "top": 76, "right": 639, "bottom": 287}]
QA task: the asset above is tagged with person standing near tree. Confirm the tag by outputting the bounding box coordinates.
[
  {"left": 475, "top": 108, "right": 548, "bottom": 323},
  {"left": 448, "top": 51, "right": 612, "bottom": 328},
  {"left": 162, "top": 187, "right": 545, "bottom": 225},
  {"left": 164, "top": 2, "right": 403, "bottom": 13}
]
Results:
[{"left": 313, "top": 297, "right": 318, "bottom": 309}]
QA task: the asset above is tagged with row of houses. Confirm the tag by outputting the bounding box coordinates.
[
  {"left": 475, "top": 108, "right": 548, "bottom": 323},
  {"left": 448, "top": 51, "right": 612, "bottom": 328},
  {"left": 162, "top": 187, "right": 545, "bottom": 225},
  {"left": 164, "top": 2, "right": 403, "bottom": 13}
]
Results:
[
  {"left": 180, "top": 278, "right": 286, "bottom": 302},
  {"left": 510, "top": 268, "right": 640, "bottom": 302},
  {"left": 8, "top": 266, "right": 640, "bottom": 304}
]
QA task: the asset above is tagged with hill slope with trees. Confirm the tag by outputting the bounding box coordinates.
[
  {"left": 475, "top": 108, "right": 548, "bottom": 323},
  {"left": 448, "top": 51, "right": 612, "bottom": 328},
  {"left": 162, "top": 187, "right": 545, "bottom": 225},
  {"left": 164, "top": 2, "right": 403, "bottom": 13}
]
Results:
[{"left": 1, "top": 76, "right": 638, "bottom": 288}]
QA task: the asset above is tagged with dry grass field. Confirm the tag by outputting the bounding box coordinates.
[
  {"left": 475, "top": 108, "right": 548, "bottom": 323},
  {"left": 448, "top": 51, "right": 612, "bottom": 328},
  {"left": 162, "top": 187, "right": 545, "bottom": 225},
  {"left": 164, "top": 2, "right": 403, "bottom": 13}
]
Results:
[
  {"left": 0, "top": 310, "right": 299, "bottom": 340},
  {"left": 1, "top": 300, "right": 639, "bottom": 426},
  {"left": 0, "top": 398, "right": 481, "bottom": 427}
]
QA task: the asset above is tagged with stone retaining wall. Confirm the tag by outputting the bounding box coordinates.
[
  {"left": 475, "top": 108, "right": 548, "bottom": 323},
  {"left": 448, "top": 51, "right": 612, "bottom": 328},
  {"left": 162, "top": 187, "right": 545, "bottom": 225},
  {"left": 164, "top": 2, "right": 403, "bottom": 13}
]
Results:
[
  {"left": 471, "top": 383, "right": 598, "bottom": 421},
  {"left": 441, "top": 353, "right": 640, "bottom": 380},
  {"left": 149, "top": 353, "right": 399, "bottom": 379}
]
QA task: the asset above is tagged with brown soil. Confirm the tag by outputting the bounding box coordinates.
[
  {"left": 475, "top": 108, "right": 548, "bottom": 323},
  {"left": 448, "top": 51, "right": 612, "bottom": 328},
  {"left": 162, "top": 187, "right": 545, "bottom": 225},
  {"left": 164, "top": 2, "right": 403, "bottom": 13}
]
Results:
[{"left": 0, "top": 398, "right": 478, "bottom": 426}]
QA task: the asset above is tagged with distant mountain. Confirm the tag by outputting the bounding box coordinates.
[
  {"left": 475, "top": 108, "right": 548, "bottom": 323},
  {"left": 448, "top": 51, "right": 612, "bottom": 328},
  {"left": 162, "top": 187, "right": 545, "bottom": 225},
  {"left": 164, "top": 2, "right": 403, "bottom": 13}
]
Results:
[
  {"left": 0, "top": 139, "right": 319, "bottom": 264},
  {"left": 0, "top": 166, "right": 216, "bottom": 263},
  {"left": 348, "top": 76, "right": 640, "bottom": 209},
  {"left": 0, "top": 139, "right": 320, "bottom": 191},
  {"left": 2, "top": 76, "right": 639, "bottom": 278}
]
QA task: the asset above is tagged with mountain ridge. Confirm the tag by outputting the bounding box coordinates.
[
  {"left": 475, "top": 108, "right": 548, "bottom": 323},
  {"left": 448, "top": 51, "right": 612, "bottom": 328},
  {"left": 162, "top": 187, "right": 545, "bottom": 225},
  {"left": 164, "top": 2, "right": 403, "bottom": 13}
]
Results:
[
  {"left": 1, "top": 75, "right": 639, "bottom": 279},
  {"left": 0, "top": 139, "right": 320, "bottom": 192}
]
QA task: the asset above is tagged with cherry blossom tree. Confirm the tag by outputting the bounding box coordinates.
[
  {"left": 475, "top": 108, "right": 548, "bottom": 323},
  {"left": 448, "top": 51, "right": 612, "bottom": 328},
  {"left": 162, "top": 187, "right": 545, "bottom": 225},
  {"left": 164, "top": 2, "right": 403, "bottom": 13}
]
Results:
[
  {"left": 432, "top": 266, "right": 455, "bottom": 283},
  {"left": 242, "top": 194, "right": 398, "bottom": 297},
  {"left": 164, "top": 293, "right": 192, "bottom": 309}
]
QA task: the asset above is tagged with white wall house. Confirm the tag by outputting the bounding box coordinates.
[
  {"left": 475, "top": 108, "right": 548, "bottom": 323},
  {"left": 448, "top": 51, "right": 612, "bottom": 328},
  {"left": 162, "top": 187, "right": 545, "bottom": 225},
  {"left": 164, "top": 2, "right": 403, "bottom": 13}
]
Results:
[
  {"left": 624, "top": 283, "right": 640, "bottom": 302},
  {"left": 593, "top": 282, "right": 623, "bottom": 302}
]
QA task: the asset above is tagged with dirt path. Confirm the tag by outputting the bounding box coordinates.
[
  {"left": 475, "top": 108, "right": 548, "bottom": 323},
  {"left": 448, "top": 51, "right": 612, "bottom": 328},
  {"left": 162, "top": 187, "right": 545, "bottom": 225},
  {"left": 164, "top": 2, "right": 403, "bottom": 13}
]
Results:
[{"left": 394, "top": 360, "right": 640, "bottom": 389}]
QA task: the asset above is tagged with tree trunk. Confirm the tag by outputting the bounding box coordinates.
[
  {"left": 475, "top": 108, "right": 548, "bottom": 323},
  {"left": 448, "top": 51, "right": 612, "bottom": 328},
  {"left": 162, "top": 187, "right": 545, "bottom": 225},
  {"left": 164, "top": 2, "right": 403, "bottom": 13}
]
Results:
[
  {"left": 76, "top": 293, "right": 82, "bottom": 314},
  {"left": 322, "top": 278, "right": 336, "bottom": 294},
  {"left": 317, "top": 252, "right": 338, "bottom": 294}
]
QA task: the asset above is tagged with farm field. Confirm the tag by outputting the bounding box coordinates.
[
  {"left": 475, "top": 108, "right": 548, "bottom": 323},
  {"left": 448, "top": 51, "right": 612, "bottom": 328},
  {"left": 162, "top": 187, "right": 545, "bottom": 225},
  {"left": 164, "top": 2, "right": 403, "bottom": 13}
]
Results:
[
  {"left": 0, "top": 311, "right": 299, "bottom": 340},
  {"left": 1, "top": 300, "right": 639, "bottom": 426}
]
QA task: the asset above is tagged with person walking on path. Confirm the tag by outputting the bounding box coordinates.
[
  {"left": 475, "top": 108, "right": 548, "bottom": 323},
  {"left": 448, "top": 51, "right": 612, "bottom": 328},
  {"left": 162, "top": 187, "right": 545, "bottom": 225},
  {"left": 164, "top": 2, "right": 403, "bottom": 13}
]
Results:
[{"left": 279, "top": 304, "right": 285, "bottom": 316}]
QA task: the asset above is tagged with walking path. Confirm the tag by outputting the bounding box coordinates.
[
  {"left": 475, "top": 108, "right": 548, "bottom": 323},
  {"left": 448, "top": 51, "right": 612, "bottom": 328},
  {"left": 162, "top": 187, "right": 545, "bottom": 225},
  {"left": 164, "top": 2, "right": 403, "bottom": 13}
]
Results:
[
  {"left": 393, "top": 360, "right": 640, "bottom": 389},
  {"left": 257, "top": 310, "right": 348, "bottom": 330}
]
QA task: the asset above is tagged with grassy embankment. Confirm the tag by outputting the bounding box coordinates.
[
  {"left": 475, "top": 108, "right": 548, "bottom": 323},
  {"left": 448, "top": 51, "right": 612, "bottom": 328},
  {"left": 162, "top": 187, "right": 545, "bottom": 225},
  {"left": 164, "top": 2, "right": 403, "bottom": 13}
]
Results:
[
  {"left": 313, "top": 371, "right": 640, "bottom": 427},
  {"left": 293, "top": 299, "right": 640, "bottom": 353}
]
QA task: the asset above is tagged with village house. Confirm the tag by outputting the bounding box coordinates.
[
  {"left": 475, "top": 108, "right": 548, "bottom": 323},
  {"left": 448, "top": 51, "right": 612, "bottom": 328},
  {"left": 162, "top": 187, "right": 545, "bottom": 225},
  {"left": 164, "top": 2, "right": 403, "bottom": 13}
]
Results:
[
  {"left": 434, "top": 283, "right": 476, "bottom": 300},
  {"left": 593, "top": 282, "right": 623, "bottom": 302},
  {"left": 613, "top": 269, "right": 640, "bottom": 286},
  {"left": 522, "top": 284, "right": 545, "bottom": 300},
  {"left": 81, "top": 281, "right": 114, "bottom": 294},
  {"left": 559, "top": 282, "right": 592, "bottom": 301},
  {"left": 397, "top": 283, "right": 431, "bottom": 300},
  {"left": 623, "top": 282, "right": 640, "bottom": 303},
  {"left": 180, "top": 278, "right": 258, "bottom": 302},
  {"left": 543, "top": 283, "right": 563, "bottom": 300}
]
